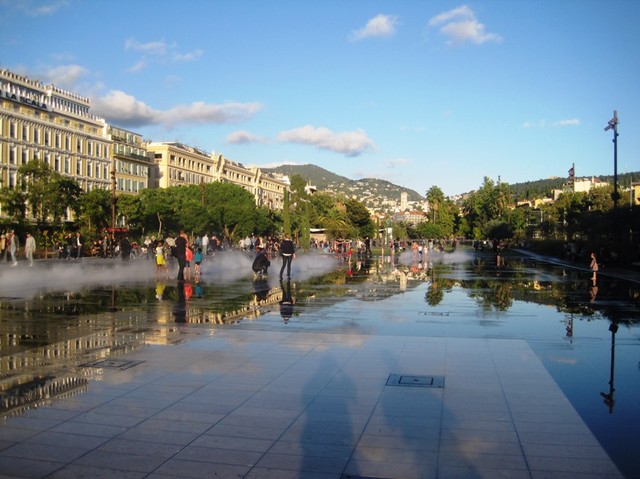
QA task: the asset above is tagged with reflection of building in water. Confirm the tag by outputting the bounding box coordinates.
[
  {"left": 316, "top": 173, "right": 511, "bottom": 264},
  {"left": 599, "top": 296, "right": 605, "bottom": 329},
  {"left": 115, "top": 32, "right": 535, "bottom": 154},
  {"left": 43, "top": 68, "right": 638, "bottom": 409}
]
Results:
[{"left": 1, "top": 375, "right": 88, "bottom": 417}]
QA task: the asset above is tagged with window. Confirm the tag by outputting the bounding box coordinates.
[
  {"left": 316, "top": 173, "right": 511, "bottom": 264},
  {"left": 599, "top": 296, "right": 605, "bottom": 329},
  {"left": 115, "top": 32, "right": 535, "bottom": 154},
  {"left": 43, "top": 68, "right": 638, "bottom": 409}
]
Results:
[
  {"left": 55, "top": 133, "right": 61, "bottom": 148},
  {"left": 22, "top": 125, "right": 29, "bottom": 141},
  {"left": 22, "top": 149, "right": 28, "bottom": 164},
  {"left": 9, "top": 148, "right": 16, "bottom": 164},
  {"left": 77, "top": 139, "right": 82, "bottom": 153},
  {"left": 55, "top": 156, "right": 60, "bottom": 172},
  {"left": 87, "top": 161, "right": 93, "bottom": 178},
  {"left": 76, "top": 159, "right": 82, "bottom": 176},
  {"left": 34, "top": 128, "right": 40, "bottom": 144},
  {"left": 10, "top": 122, "right": 17, "bottom": 138},
  {"left": 64, "top": 157, "right": 70, "bottom": 174},
  {"left": 87, "top": 142, "right": 93, "bottom": 156},
  {"left": 45, "top": 130, "right": 50, "bottom": 146}
]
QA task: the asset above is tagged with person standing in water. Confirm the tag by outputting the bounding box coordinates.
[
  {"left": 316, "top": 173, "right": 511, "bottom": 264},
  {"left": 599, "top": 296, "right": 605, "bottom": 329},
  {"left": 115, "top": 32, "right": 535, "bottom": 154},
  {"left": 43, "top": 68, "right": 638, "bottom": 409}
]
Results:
[
  {"left": 279, "top": 234, "right": 295, "bottom": 280},
  {"left": 24, "top": 232, "right": 36, "bottom": 267},
  {"left": 174, "top": 230, "right": 188, "bottom": 282}
]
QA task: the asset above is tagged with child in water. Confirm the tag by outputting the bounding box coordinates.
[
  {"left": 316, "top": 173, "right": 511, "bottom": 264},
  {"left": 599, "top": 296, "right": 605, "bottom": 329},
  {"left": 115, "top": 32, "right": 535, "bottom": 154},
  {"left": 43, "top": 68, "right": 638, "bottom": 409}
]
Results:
[
  {"left": 194, "top": 247, "right": 204, "bottom": 282},
  {"left": 156, "top": 240, "right": 168, "bottom": 278}
]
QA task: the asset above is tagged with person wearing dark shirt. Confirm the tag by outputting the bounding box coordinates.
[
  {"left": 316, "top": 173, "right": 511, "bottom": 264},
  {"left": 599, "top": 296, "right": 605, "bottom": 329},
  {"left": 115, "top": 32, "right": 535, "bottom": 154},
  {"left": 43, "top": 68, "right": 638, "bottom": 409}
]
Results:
[
  {"left": 252, "top": 246, "right": 271, "bottom": 276},
  {"left": 279, "top": 234, "right": 295, "bottom": 280},
  {"left": 174, "top": 230, "right": 188, "bottom": 282}
]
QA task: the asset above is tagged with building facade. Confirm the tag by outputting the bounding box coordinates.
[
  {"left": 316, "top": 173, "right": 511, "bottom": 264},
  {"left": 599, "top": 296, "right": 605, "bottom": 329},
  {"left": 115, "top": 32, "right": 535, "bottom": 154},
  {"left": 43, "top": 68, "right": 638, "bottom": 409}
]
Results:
[
  {"left": 211, "top": 154, "right": 287, "bottom": 210},
  {"left": 108, "top": 126, "right": 153, "bottom": 195},
  {"left": 0, "top": 69, "right": 112, "bottom": 197},
  {"left": 146, "top": 141, "right": 215, "bottom": 189}
]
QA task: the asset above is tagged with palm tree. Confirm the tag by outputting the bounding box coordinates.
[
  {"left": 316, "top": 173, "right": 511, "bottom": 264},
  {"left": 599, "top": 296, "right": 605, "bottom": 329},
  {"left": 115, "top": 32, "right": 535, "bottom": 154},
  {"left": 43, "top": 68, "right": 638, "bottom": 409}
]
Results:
[{"left": 426, "top": 186, "right": 445, "bottom": 223}]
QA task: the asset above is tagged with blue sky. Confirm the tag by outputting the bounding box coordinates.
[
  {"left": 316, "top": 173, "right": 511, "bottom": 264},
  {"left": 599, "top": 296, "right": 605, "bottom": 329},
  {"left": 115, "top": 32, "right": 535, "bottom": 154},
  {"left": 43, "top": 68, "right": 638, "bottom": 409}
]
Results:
[{"left": 1, "top": 0, "right": 638, "bottom": 197}]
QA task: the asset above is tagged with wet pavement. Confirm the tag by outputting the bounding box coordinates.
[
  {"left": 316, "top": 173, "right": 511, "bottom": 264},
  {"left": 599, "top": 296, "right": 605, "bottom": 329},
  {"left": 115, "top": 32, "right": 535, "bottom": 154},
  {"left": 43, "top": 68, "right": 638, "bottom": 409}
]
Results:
[{"left": 0, "top": 248, "right": 639, "bottom": 478}]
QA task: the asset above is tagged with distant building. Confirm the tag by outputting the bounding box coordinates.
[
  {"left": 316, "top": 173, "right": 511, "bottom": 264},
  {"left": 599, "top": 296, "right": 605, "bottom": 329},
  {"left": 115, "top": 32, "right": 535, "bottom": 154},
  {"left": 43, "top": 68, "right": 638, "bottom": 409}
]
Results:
[
  {"left": 573, "top": 177, "right": 608, "bottom": 193},
  {"left": 392, "top": 210, "right": 427, "bottom": 225},
  {"left": 146, "top": 141, "right": 214, "bottom": 189}
]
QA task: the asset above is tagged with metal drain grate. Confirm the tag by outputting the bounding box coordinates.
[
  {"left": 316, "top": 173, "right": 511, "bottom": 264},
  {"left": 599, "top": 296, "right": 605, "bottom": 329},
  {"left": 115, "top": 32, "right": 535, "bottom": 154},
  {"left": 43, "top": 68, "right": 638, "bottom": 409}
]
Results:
[
  {"left": 386, "top": 373, "right": 444, "bottom": 388},
  {"left": 80, "top": 359, "right": 145, "bottom": 370}
]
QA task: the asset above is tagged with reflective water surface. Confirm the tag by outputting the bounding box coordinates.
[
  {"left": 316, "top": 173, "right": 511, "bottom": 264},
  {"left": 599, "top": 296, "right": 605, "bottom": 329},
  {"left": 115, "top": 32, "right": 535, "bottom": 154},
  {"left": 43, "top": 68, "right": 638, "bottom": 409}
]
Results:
[{"left": 1, "top": 248, "right": 639, "bottom": 477}]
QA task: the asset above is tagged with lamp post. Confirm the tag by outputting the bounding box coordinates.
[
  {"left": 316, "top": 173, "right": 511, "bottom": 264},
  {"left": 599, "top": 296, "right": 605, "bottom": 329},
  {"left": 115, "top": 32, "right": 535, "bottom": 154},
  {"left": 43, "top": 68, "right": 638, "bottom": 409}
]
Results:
[{"left": 604, "top": 110, "right": 619, "bottom": 208}]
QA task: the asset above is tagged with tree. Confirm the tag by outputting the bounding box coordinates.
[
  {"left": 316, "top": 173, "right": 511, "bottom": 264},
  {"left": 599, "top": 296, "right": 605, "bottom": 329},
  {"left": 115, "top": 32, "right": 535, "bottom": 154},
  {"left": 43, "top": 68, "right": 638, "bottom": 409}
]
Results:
[
  {"left": 78, "top": 188, "right": 111, "bottom": 233},
  {"left": 345, "top": 198, "right": 374, "bottom": 238},
  {"left": 426, "top": 186, "right": 445, "bottom": 223},
  {"left": 282, "top": 190, "right": 291, "bottom": 236}
]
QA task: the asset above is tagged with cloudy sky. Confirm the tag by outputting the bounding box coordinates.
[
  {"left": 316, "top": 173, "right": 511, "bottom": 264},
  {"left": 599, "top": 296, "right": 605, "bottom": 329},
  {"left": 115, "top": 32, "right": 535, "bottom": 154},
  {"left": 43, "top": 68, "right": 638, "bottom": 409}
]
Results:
[{"left": 1, "top": 0, "right": 638, "bottom": 196}]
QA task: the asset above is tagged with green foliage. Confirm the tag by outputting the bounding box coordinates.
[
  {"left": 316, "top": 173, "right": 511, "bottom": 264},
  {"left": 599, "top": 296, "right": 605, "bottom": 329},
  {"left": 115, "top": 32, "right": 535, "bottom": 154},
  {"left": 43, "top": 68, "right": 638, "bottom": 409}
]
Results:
[{"left": 78, "top": 188, "right": 111, "bottom": 233}]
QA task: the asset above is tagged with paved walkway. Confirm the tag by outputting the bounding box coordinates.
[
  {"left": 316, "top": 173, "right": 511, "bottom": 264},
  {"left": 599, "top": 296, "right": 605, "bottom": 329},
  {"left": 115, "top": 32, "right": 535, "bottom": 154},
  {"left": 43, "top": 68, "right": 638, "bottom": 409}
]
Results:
[{"left": 0, "top": 328, "right": 623, "bottom": 478}]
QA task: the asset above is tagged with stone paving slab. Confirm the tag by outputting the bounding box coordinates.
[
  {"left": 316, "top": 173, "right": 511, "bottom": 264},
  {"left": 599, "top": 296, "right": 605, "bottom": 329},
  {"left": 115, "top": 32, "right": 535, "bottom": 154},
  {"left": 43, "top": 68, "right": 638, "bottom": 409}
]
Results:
[{"left": 0, "top": 330, "right": 623, "bottom": 478}]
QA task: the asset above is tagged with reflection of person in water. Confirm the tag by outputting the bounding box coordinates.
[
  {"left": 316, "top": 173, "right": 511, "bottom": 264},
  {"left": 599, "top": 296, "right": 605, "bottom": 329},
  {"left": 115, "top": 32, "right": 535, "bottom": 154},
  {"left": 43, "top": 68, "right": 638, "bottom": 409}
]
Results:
[
  {"left": 590, "top": 284, "right": 599, "bottom": 303},
  {"left": 279, "top": 279, "right": 295, "bottom": 323},
  {"left": 155, "top": 282, "right": 166, "bottom": 301},
  {"left": 172, "top": 282, "right": 187, "bottom": 322},
  {"left": 589, "top": 251, "right": 599, "bottom": 285},
  {"left": 253, "top": 277, "right": 270, "bottom": 302}
]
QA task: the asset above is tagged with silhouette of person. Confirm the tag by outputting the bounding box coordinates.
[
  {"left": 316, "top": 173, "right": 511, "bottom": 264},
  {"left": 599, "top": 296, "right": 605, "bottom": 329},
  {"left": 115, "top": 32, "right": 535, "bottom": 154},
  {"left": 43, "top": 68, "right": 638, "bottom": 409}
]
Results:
[
  {"left": 172, "top": 282, "right": 187, "bottom": 322},
  {"left": 279, "top": 234, "right": 295, "bottom": 279},
  {"left": 174, "top": 230, "right": 188, "bottom": 282},
  {"left": 279, "top": 279, "right": 295, "bottom": 323}
]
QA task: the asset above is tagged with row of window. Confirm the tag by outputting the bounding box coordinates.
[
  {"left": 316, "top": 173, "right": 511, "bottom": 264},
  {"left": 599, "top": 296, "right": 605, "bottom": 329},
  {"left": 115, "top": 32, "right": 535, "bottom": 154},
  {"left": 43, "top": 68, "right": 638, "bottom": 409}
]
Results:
[
  {"left": 2, "top": 118, "right": 109, "bottom": 158},
  {"left": 115, "top": 159, "right": 149, "bottom": 177},
  {"left": 5, "top": 147, "right": 110, "bottom": 179},
  {"left": 168, "top": 154, "right": 212, "bottom": 173},
  {"left": 117, "top": 178, "right": 146, "bottom": 193}
]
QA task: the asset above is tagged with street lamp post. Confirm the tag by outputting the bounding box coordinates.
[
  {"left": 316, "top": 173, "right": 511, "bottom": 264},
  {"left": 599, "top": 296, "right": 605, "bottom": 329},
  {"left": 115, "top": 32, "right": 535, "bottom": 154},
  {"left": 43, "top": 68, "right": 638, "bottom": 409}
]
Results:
[{"left": 604, "top": 110, "right": 619, "bottom": 208}]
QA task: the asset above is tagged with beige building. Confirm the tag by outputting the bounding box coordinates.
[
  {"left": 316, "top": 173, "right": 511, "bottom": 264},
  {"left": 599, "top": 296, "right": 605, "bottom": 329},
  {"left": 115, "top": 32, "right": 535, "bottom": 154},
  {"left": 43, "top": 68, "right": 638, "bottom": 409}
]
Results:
[
  {"left": 146, "top": 141, "right": 215, "bottom": 189},
  {"left": 108, "top": 126, "right": 153, "bottom": 195},
  {"left": 0, "top": 69, "right": 111, "bottom": 198},
  {"left": 211, "top": 154, "right": 287, "bottom": 210}
]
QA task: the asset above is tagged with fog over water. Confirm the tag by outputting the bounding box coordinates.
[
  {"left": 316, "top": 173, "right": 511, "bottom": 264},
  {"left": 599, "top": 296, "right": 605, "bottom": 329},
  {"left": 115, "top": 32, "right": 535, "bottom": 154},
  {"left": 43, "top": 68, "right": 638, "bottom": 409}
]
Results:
[{"left": 0, "top": 251, "right": 341, "bottom": 299}]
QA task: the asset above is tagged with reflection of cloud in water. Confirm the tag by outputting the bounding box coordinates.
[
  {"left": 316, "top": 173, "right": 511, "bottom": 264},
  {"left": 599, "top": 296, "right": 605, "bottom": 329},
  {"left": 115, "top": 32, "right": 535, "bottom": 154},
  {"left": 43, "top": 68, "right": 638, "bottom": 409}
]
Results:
[{"left": 0, "top": 251, "right": 340, "bottom": 299}]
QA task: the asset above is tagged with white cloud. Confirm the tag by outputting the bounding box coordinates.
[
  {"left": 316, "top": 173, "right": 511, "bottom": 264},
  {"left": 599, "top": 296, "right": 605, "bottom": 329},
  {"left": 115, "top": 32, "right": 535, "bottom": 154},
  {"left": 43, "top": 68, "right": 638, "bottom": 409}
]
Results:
[
  {"left": 91, "top": 91, "right": 261, "bottom": 129},
  {"left": 172, "top": 49, "right": 204, "bottom": 62},
  {"left": 91, "top": 91, "right": 158, "bottom": 126},
  {"left": 428, "top": 5, "right": 502, "bottom": 45},
  {"left": 349, "top": 14, "right": 399, "bottom": 41},
  {"left": 385, "top": 158, "right": 411, "bottom": 168},
  {"left": 553, "top": 118, "right": 580, "bottom": 127},
  {"left": 522, "top": 118, "right": 580, "bottom": 129},
  {"left": 226, "top": 130, "right": 267, "bottom": 145},
  {"left": 125, "top": 38, "right": 168, "bottom": 56},
  {"left": 2, "top": 0, "right": 69, "bottom": 16},
  {"left": 164, "top": 101, "right": 262, "bottom": 127},
  {"left": 44, "top": 64, "right": 89, "bottom": 87},
  {"left": 277, "top": 125, "right": 375, "bottom": 157},
  {"left": 124, "top": 38, "right": 203, "bottom": 72}
]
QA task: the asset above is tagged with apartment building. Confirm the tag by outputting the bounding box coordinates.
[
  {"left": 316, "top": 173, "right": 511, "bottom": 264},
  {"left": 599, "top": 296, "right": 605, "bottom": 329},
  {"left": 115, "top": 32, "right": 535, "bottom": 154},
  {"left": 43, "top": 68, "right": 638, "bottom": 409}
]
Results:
[
  {"left": 212, "top": 154, "right": 287, "bottom": 210},
  {"left": 0, "top": 69, "right": 111, "bottom": 194},
  {"left": 108, "top": 125, "right": 153, "bottom": 195},
  {"left": 146, "top": 141, "right": 215, "bottom": 189}
]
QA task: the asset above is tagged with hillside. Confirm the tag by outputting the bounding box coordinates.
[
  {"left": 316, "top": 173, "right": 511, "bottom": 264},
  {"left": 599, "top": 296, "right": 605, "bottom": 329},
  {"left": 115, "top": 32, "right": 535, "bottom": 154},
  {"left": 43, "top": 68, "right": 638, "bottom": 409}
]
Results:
[{"left": 263, "top": 164, "right": 424, "bottom": 210}]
